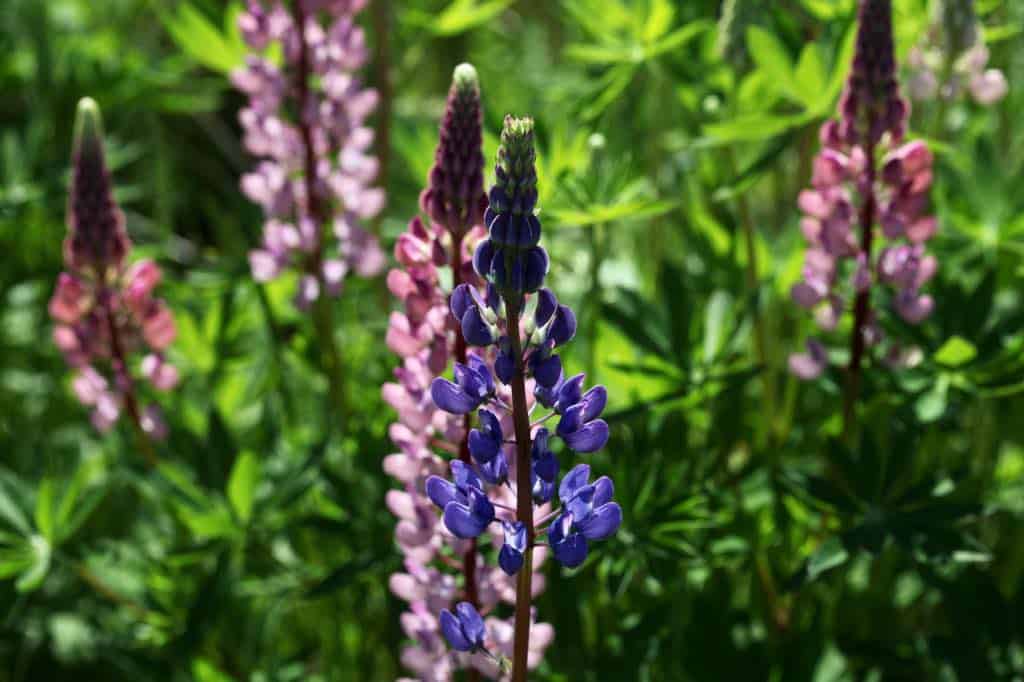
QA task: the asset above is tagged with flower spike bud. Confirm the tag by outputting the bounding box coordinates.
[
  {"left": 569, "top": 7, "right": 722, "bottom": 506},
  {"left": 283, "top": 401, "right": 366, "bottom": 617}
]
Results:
[
  {"left": 66, "top": 97, "right": 130, "bottom": 275},
  {"left": 419, "top": 62, "right": 487, "bottom": 236},
  {"left": 475, "top": 115, "right": 547, "bottom": 304}
]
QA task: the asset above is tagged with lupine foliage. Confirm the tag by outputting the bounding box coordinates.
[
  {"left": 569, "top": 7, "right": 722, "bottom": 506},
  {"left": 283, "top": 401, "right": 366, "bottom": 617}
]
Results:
[{"left": 1, "top": 1, "right": 1024, "bottom": 681}]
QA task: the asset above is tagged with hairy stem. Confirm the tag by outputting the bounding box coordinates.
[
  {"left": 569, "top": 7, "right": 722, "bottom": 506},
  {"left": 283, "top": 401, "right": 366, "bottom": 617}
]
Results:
[
  {"left": 292, "top": 1, "right": 347, "bottom": 428},
  {"left": 507, "top": 302, "right": 535, "bottom": 682}
]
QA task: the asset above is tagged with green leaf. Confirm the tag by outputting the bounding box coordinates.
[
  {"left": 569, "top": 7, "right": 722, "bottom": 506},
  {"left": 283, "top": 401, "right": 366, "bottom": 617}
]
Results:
[
  {"left": 916, "top": 376, "right": 950, "bottom": 423},
  {"left": 746, "top": 26, "right": 794, "bottom": 96},
  {"left": 794, "top": 43, "right": 828, "bottom": 111},
  {"left": 934, "top": 336, "right": 978, "bottom": 367},
  {"left": 228, "top": 451, "right": 261, "bottom": 524},
  {"left": 807, "top": 537, "right": 849, "bottom": 580},
  {"left": 548, "top": 199, "right": 678, "bottom": 227},
  {"left": 192, "top": 659, "right": 235, "bottom": 682},
  {"left": 15, "top": 534, "right": 50, "bottom": 593},
  {"left": 161, "top": 3, "right": 248, "bottom": 74},
  {"left": 0, "top": 476, "right": 31, "bottom": 535},
  {"left": 413, "top": 0, "right": 514, "bottom": 36},
  {"left": 645, "top": 20, "right": 711, "bottom": 60},
  {"left": 701, "top": 112, "right": 817, "bottom": 145},
  {"left": 34, "top": 478, "right": 55, "bottom": 542}
]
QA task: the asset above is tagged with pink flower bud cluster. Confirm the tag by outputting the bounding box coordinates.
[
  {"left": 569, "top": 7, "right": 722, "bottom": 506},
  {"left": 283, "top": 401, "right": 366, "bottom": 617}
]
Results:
[
  {"left": 234, "top": 0, "right": 385, "bottom": 310},
  {"left": 906, "top": 0, "right": 1008, "bottom": 106},
  {"left": 790, "top": 0, "right": 937, "bottom": 380},
  {"left": 384, "top": 218, "right": 554, "bottom": 680},
  {"left": 50, "top": 99, "right": 178, "bottom": 436}
]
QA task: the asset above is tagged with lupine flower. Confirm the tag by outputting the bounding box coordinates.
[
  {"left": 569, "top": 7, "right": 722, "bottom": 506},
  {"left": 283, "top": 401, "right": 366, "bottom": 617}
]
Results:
[
  {"left": 439, "top": 602, "right": 486, "bottom": 652},
  {"left": 906, "top": 0, "right": 1008, "bottom": 106},
  {"left": 548, "top": 465, "right": 622, "bottom": 568},
  {"left": 383, "top": 66, "right": 554, "bottom": 679},
  {"left": 426, "top": 115, "right": 620, "bottom": 678},
  {"left": 50, "top": 98, "right": 178, "bottom": 439},
  {"left": 790, "top": 0, "right": 937, "bottom": 379},
  {"left": 234, "top": 0, "right": 384, "bottom": 310}
]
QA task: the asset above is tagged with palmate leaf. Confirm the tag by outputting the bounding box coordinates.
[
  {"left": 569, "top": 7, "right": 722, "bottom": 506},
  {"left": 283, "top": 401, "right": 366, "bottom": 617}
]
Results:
[
  {"left": 548, "top": 199, "right": 678, "bottom": 227},
  {"left": 404, "top": 0, "right": 513, "bottom": 36},
  {"left": 160, "top": 2, "right": 248, "bottom": 74}
]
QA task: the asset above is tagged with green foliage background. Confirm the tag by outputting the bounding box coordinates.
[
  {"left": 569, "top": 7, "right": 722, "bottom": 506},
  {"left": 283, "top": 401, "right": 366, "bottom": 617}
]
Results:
[{"left": 1, "top": 0, "right": 1024, "bottom": 680}]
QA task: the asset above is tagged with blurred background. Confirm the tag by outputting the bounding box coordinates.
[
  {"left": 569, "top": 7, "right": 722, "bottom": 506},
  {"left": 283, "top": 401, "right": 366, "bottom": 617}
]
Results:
[{"left": 2, "top": 0, "right": 1024, "bottom": 680}]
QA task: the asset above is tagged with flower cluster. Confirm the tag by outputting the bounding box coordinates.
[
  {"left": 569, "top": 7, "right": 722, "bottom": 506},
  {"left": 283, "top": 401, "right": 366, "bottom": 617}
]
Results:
[
  {"left": 906, "top": 0, "right": 1008, "bottom": 106},
  {"left": 790, "top": 0, "right": 938, "bottom": 380},
  {"left": 383, "top": 67, "right": 554, "bottom": 680},
  {"left": 49, "top": 98, "right": 178, "bottom": 436},
  {"left": 234, "top": 0, "right": 385, "bottom": 310},
  {"left": 427, "top": 116, "right": 621, "bottom": 670}
]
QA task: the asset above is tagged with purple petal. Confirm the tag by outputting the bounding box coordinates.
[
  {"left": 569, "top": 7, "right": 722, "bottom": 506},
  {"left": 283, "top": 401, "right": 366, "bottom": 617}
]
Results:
[
  {"left": 499, "top": 544, "right": 524, "bottom": 575},
  {"left": 593, "top": 476, "right": 615, "bottom": 506},
  {"left": 450, "top": 283, "right": 472, "bottom": 321},
  {"left": 454, "top": 601, "right": 486, "bottom": 647},
  {"left": 553, "top": 531, "right": 589, "bottom": 568},
  {"left": 430, "top": 378, "right": 477, "bottom": 414},
  {"left": 549, "top": 304, "right": 577, "bottom": 346},
  {"left": 534, "top": 288, "right": 557, "bottom": 326},
  {"left": 443, "top": 502, "right": 487, "bottom": 539},
  {"left": 461, "top": 306, "right": 495, "bottom": 347},
  {"left": 532, "top": 353, "right": 562, "bottom": 388},
  {"left": 440, "top": 609, "right": 473, "bottom": 651},
  {"left": 563, "top": 419, "right": 609, "bottom": 453},
  {"left": 559, "top": 464, "right": 591, "bottom": 502},
  {"left": 578, "top": 502, "right": 622, "bottom": 541},
  {"left": 580, "top": 385, "right": 607, "bottom": 422},
  {"left": 425, "top": 475, "right": 458, "bottom": 509}
]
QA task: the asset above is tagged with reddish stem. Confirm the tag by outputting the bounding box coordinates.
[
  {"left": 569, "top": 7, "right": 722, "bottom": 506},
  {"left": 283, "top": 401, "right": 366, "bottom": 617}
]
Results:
[
  {"left": 291, "top": 1, "right": 347, "bottom": 425},
  {"left": 844, "top": 130, "right": 878, "bottom": 436},
  {"left": 450, "top": 233, "right": 480, "bottom": 641},
  {"left": 506, "top": 302, "right": 535, "bottom": 682}
]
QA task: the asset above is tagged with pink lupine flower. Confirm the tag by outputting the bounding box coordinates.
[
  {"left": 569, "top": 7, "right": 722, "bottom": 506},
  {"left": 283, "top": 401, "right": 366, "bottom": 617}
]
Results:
[
  {"left": 50, "top": 99, "right": 178, "bottom": 444},
  {"left": 234, "top": 0, "right": 384, "bottom": 309},
  {"left": 790, "top": 0, "right": 937, "bottom": 383}
]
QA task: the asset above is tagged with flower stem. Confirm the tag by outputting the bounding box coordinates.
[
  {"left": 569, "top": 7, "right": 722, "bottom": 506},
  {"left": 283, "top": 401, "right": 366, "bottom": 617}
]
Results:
[
  {"left": 102, "top": 286, "right": 157, "bottom": 467},
  {"left": 293, "top": 1, "right": 347, "bottom": 430},
  {"left": 844, "top": 135, "right": 878, "bottom": 439},
  {"left": 450, "top": 234, "right": 480, "bottom": 680},
  {"left": 506, "top": 302, "right": 535, "bottom": 682}
]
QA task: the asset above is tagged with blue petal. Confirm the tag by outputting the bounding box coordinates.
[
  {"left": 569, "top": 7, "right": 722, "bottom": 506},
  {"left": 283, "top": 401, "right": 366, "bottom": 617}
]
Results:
[
  {"left": 490, "top": 212, "right": 510, "bottom": 245},
  {"left": 467, "top": 354, "right": 494, "bottom": 395},
  {"left": 556, "top": 403, "right": 584, "bottom": 437},
  {"left": 581, "top": 385, "right": 608, "bottom": 422},
  {"left": 430, "top": 378, "right": 477, "bottom": 414},
  {"left": 499, "top": 544, "right": 524, "bottom": 575},
  {"left": 461, "top": 306, "right": 495, "bottom": 347},
  {"left": 563, "top": 419, "right": 609, "bottom": 453},
  {"left": 549, "top": 304, "right": 577, "bottom": 346},
  {"left": 473, "top": 239, "right": 495, "bottom": 279},
  {"left": 468, "top": 488, "right": 496, "bottom": 526},
  {"left": 451, "top": 460, "right": 482, "bottom": 493},
  {"left": 495, "top": 345, "right": 515, "bottom": 384},
  {"left": 531, "top": 475, "right": 554, "bottom": 504},
  {"left": 565, "top": 484, "right": 595, "bottom": 521},
  {"left": 478, "top": 452, "right": 508, "bottom": 485},
  {"left": 455, "top": 601, "right": 486, "bottom": 647},
  {"left": 425, "top": 475, "right": 459, "bottom": 509},
  {"left": 578, "top": 502, "right": 622, "bottom": 541},
  {"left": 553, "top": 531, "right": 589, "bottom": 568},
  {"left": 548, "top": 512, "right": 572, "bottom": 545},
  {"left": 503, "top": 520, "right": 528, "bottom": 552},
  {"left": 450, "top": 284, "right": 472, "bottom": 322},
  {"left": 523, "top": 247, "right": 548, "bottom": 292},
  {"left": 555, "top": 374, "right": 585, "bottom": 412},
  {"left": 532, "top": 353, "right": 562, "bottom": 388},
  {"left": 488, "top": 185, "right": 508, "bottom": 213},
  {"left": 485, "top": 283, "right": 501, "bottom": 313},
  {"left": 559, "top": 464, "right": 591, "bottom": 502},
  {"left": 440, "top": 609, "right": 473, "bottom": 651},
  {"left": 593, "top": 476, "right": 615, "bottom": 507},
  {"left": 443, "top": 502, "right": 488, "bottom": 539},
  {"left": 469, "top": 428, "right": 500, "bottom": 464},
  {"left": 534, "top": 288, "right": 557, "bottom": 327}
]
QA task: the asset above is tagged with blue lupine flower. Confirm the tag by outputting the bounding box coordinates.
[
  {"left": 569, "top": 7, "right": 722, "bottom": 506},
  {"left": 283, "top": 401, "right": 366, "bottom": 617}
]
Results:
[
  {"left": 548, "top": 464, "right": 622, "bottom": 568},
  {"left": 533, "top": 288, "right": 577, "bottom": 347},
  {"left": 468, "top": 409, "right": 503, "bottom": 464},
  {"left": 478, "top": 450, "right": 509, "bottom": 486},
  {"left": 530, "top": 428, "right": 559, "bottom": 503},
  {"left": 439, "top": 601, "right": 487, "bottom": 652},
  {"left": 474, "top": 116, "right": 549, "bottom": 296},
  {"left": 450, "top": 283, "right": 497, "bottom": 347},
  {"left": 495, "top": 336, "right": 515, "bottom": 384},
  {"left": 425, "top": 461, "right": 495, "bottom": 538},
  {"left": 430, "top": 353, "right": 494, "bottom": 414},
  {"left": 498, "top": 520, "right": 528, "bottom": 575}
]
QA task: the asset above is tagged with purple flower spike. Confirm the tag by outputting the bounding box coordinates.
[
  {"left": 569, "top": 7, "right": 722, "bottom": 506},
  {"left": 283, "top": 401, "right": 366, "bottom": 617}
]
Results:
[{"left": 439, "top": 602, "right": 487, "bottom": 652}]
